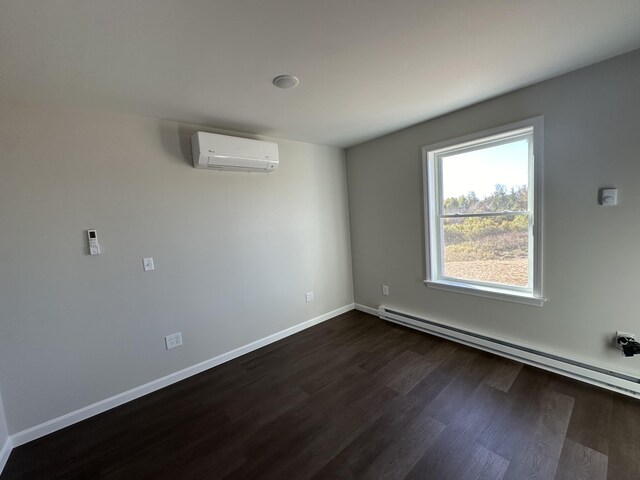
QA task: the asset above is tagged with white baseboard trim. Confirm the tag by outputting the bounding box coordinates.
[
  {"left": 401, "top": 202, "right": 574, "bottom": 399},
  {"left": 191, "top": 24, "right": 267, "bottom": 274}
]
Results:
[
  {"left": 378, "top": 305, "right": 640, "bottom": 399},
  {"left": 0, "top": 437, "right": 12, "bottom": 476},
  {"left": 354, "top": 303, "right": 378, "bottom": 316},
  {"left": 10, "top": 304, "right": 355, "bottom": 448}
]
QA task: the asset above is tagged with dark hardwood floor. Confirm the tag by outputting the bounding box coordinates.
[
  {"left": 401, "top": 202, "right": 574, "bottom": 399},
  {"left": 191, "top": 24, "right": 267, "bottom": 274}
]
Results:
[{"left": 2, "top": 310, "right": 639, "bottom": 479}]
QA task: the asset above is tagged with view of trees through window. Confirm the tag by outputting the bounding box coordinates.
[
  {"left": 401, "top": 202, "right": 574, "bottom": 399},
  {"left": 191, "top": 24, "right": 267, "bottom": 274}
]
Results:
[
  {"left": 442, "top": 184, "right": 529, "bottom": 287},
  {"left": 426, "top": 123, "right": 540, "bottom": 298}
]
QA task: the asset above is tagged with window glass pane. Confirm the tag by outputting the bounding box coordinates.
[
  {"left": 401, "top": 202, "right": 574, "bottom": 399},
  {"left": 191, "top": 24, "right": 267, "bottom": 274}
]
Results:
[
  {"left": 441, "top": 138, "right": 529, "bottom": 215},
  {"left": 442, "top": 214, "right": 529, "bottom": 287}
]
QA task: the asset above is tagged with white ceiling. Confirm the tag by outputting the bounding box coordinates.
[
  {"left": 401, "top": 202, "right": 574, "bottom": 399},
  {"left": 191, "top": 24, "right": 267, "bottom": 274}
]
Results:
[{"left": 2, "top": 1, "right": 640, "bottom": 147}]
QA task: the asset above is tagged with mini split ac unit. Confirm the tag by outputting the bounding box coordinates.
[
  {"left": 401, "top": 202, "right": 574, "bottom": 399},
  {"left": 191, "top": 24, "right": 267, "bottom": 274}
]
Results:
[{"left": 191, "top": 132, "right": 279, "bottom": 172}]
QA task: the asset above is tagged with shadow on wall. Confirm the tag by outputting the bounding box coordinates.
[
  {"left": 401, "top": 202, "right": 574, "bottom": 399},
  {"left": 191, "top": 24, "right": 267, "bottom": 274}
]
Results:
[{"left": 157, "top": 121, "right": 198, "bottom": 167}]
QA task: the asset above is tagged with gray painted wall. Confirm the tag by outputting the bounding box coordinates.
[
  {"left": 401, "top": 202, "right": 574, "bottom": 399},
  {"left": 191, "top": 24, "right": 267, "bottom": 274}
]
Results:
[
  {"left": 347, "top": 49, "right": 640, "bottom": 376},
  {"left": 0, "top": 101, "right": 353, "bottom": 434}
]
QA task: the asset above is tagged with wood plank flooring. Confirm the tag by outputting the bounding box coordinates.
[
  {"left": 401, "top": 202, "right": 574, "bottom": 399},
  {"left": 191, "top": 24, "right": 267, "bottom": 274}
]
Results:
[{"left": 2, "top": 310, "right": 640, "bottom": 479}]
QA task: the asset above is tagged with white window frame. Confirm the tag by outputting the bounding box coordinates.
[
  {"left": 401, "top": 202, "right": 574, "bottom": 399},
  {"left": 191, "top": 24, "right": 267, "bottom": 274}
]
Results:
[{"left": 422, "top": 116, "right": 544, "bottom": 306}]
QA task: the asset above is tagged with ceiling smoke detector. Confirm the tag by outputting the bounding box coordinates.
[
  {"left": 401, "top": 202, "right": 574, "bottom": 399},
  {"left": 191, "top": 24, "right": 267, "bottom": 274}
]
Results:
[{"left": 272, "top": 74, "right": 300, "bottom": 89}]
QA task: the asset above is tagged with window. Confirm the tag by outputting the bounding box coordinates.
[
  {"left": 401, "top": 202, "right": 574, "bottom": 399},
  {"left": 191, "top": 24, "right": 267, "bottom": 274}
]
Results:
[{"left": 422, "top": 117, "right": 543, "bottom": 306}]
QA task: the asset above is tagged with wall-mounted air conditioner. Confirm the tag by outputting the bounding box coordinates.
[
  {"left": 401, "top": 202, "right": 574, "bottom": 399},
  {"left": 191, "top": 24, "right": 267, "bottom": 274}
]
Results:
[{"left": 191, "top": 132, "right": 279, "bottom": 172}]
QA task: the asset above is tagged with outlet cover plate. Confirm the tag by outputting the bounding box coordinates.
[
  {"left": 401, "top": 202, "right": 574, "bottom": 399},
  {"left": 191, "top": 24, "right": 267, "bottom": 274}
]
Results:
[
  {"left": 305, "top": 292, "right": 314, "bottom": 302},
  {"left": 165, "top": 332, "right": 183, "bottom": 349},
  {"left": 616, "top": 331, "right": 635, "bottom": 343}
]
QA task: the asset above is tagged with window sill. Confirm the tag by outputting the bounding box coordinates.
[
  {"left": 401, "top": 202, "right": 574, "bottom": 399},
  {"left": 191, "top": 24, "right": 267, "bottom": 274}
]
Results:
[{"left": 424, "top": 279, "right": 544, "bottom": 307}]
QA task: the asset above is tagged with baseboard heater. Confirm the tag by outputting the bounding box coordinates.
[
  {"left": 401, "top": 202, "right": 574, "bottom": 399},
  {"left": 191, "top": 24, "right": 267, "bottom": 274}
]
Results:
[{"left": 378, "top": 306, "right": 640, "bottom": 398}]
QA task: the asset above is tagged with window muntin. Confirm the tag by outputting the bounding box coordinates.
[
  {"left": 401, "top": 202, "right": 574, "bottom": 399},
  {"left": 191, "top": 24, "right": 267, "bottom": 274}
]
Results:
[{"left": 423, "top": 118, "right": 542, "bottom": 304}]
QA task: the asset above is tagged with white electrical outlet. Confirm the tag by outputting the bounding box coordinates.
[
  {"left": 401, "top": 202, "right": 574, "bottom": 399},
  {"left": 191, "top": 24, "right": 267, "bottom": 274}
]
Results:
[
  {"left": 305, "top": 291, "right": 314, "bottom": 302},
  {"left": 382, "top": 285, "right": 389, "bottom": 296},
  {"left": 616, "top": 331, "right": 635, "bottom": 346},
  {"left": 165, "top": 332, "right": 183, "bottom": 350}
]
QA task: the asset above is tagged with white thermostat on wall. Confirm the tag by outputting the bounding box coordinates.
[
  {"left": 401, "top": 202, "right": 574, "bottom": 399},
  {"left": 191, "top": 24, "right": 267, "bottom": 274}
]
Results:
[
  {"left": 87, "top": 229, "right": 101, "bottom": 255},
  {"left": 600, "top": 188, "right": 618, "bottom": 206}
]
